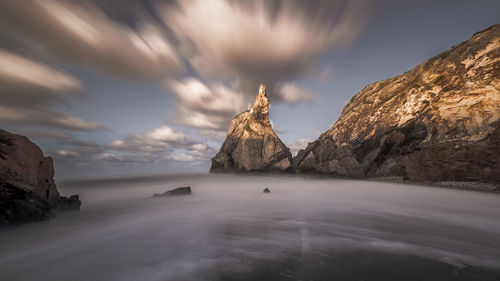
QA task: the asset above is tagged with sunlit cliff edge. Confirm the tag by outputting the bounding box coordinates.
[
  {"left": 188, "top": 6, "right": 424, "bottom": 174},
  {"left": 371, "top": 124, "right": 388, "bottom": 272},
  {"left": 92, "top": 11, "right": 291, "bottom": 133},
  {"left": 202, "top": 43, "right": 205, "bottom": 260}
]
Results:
[{"left": 294, "top": 24, "right": 500, "bottom": 184}]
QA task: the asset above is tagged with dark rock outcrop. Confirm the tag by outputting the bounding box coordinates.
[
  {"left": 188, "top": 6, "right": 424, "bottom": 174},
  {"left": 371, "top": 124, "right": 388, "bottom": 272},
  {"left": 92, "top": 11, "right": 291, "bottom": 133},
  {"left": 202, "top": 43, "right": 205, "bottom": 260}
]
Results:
[
  {"left": 57, "top": 195, "right": 82, "bottom": 210},
  {"left": 0, "top": 129, "right": 81, "bottom": 225},
  {"left": 263, "top": 188, "right": 270, "bottom": 193},
  {"left": 153, "top": 186, "right": 192, "bottom": 197},
  {"left": 210, "top": 84, "right": 293, "bottom": 172},
  {"left": 294, "top": 24, "right": 500, "bottom": 184}
]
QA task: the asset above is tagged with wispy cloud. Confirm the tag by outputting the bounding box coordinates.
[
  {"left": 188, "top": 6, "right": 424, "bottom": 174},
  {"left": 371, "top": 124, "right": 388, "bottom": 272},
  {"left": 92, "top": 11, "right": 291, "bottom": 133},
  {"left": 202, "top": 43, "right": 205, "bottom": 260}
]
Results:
[
  {"left": 21, "top": 131, "right": 70, "bottom": 140},
  {"left": 163, "top": 0, "right": 369, "bottom": 100},
  {"left": 0, "top": 50, "right": 103, "bottom": 131},
  {"left": 166, "top": 78, "right": 247, "bottom": 130},
  {"left": 0, "top": 0, "right": 183, "bottom": 78},
  {"left": 0, "top": 106, "right": 104, "bottom": 131},
  {"left": 50, "top": 124, "right": 219, "bottom": 178},
  {"left": 287, "top": 138, "right": 313, "bottom": 156},
  {"left": 277, "top": 83, "right": 315, "bottom": 104},
  {"left": 0, "top": 49, "right": 80, "bottom": 107},
  {"left": 108, "top": 126, "right": 197, "bottom": 153}
]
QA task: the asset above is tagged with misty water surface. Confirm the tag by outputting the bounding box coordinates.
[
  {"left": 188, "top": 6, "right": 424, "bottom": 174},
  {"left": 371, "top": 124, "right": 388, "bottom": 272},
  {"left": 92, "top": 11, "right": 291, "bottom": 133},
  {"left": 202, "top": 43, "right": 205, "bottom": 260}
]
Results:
[{"left": 0, "top": 174, "right": 499, "bottom": 281}]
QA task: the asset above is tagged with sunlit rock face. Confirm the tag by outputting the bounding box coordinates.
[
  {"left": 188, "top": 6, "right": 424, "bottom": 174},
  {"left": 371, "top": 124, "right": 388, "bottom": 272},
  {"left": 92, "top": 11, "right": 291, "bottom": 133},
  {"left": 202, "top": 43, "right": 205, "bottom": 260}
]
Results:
[
  {"left": 211, "top": 84, "right": 293, "bottom": 172},
  {"left": 0, "top": 129, "right": 80, "bottom": 225},
  {"left": 295, "top": 24, "right": 500, "bottom": 183}
]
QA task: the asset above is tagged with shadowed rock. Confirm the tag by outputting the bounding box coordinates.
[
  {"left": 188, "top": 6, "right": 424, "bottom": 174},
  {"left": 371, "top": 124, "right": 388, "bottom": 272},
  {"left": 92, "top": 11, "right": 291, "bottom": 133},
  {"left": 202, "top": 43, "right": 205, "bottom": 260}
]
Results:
[
  {"left": 263, "top": 188, "right": 270, "bottom": 193},
  {"left": 153, "top": 186, "right": 192, "bottom": 197},
  {"left": 0, "top": 129, "right": 81, "bottom": 225},
  {"left": 294, "top": 24, "right": 500, "bottom": 184},
  {"left": 57, "top": 195, "right": 82, "bottom": 210},
  {"left": 211, "top": 84, "right": 293, "bottom": 173}
]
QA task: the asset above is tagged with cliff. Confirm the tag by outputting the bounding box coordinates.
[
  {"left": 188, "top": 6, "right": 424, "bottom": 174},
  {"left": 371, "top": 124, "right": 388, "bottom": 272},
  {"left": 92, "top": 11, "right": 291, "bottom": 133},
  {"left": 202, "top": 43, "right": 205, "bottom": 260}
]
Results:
[
  {"left": 294, "top": 24, "right": 500, "bottom": 184},
  {"left": 211, "top": 84, "right": 293, "bottom": 172},
  {"left": 0, "top": 129, "right": 80, "bottom": 225}
]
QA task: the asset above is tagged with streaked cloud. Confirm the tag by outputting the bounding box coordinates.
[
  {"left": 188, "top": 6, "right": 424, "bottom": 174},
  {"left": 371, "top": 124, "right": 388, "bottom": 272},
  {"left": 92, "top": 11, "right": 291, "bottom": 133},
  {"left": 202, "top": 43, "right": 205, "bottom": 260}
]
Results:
[
  {"left": 163, "top": 0, "right": 369, "bottom": 100},
  {"left": 166, "top": 78, "right": 248, "bottom": 130},
  {"left": 109, "top": 126, "right": 197, "bottom": 153},
  {"left": 277, "top": 83, "right": 315, "bottom": 104},
  {"left": 55, "top": 149, "right": 80, "bottom": 157},
  {"left": 0, "top": 49, "right": 103, "bottom": 131},
  {"left": 0, "top": 106, "right": 104, "bottom": 131},
  {"left": 168, "top": 78, "right": 246, "bottom": 115},
  {"left": 0, "top": 50, "right": 79, "bottom": 94},
  {"left": 0, "top": 50, "right": 80, "bottom": 106},
  {"left": 21, "top": 131, "right": 70, "bottom": 140},
  {"left": 196, "top": 129, "right": 227, "bottom": 142},
  {"left": 0, "top": 0, "right": 183, "bottom": 78}
]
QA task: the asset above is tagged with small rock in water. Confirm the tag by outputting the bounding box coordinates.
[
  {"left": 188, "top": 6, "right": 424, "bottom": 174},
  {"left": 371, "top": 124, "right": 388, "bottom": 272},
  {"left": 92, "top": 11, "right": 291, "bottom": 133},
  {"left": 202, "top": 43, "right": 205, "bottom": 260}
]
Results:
[
  {"left": 57, "top": 195, "right": 82, "bottom": 211},
  {"left": 263, "top": 188, "right": 270, "bottom": 193},
  {"left": 153, "top": 186, "right": 191, "bottom": 197}
]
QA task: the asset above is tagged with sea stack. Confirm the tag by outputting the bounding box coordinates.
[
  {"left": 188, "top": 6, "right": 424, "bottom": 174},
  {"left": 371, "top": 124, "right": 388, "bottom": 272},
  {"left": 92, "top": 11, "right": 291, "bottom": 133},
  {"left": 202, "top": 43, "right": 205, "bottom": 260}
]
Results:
[
  {"left": 294, "top": 24, "right": 500, "bottom": 184},
  {"left": 0, "top": 129, "right": 81, "bottom": 225},
  {"left": 210, "top": 84, "right": 293, "bottom": 172}
]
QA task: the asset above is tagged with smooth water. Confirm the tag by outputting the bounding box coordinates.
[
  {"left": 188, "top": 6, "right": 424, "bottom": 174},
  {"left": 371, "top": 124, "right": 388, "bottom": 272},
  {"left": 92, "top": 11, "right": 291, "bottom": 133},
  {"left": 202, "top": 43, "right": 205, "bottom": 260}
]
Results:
[{"left": 1, "top": 174, "right": 499, "bottom": 281}]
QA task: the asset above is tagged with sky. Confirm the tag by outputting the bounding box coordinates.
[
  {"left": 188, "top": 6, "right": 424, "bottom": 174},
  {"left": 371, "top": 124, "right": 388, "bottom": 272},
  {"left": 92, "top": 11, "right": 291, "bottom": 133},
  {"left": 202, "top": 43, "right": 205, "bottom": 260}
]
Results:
[{"left": 0, "top": 0, "right": 499, "bottom": 179}]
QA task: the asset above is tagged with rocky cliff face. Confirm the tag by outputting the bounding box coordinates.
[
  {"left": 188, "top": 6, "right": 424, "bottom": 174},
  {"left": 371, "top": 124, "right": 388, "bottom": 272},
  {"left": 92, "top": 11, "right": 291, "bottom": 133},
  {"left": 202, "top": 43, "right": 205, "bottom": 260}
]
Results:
[
  {"left": 294, "top": 24, "right": 500, "bottom": 184},
  {"left": 211, "top": 84, "right": 293, "bottom": 172},
  {"left": 0, "top": 129, "right": 80, "bottom": 225}
]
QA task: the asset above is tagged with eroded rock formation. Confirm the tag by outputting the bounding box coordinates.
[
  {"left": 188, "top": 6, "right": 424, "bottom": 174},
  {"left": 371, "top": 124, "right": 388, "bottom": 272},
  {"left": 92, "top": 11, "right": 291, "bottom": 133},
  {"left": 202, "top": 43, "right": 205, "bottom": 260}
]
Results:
[
  {"left": 294, "top": 24, "right": 500, "bottom": 184},
  {"left": 0, "top": 129, "right": 81, "bottom": 225},
  {"left": 211, "top": 84, "right": 293, "bottom": 172}
]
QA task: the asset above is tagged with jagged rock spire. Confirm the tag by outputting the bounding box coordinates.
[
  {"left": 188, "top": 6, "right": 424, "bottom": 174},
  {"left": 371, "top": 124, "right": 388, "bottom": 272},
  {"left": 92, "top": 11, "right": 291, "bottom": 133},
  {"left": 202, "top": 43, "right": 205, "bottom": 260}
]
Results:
[
  {"left": 250, "top": 83, "right": 270, "bottom": 121},
  {"left": 210, "top": 84, "right": 292, "bottom": 172},
  {"left": 258, "top": 83, "right": 266, "bottom": 96}
]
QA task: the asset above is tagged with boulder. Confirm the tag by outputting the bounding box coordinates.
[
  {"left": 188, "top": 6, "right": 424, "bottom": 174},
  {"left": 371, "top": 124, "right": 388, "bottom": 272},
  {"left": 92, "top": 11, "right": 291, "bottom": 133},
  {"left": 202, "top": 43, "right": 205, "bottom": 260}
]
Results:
[
  {"left": 57, "top": 195, "right": 82, "bottom": 211},
  {"left": 153, "top": 186, "right": 192, "bottom": 197}
]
